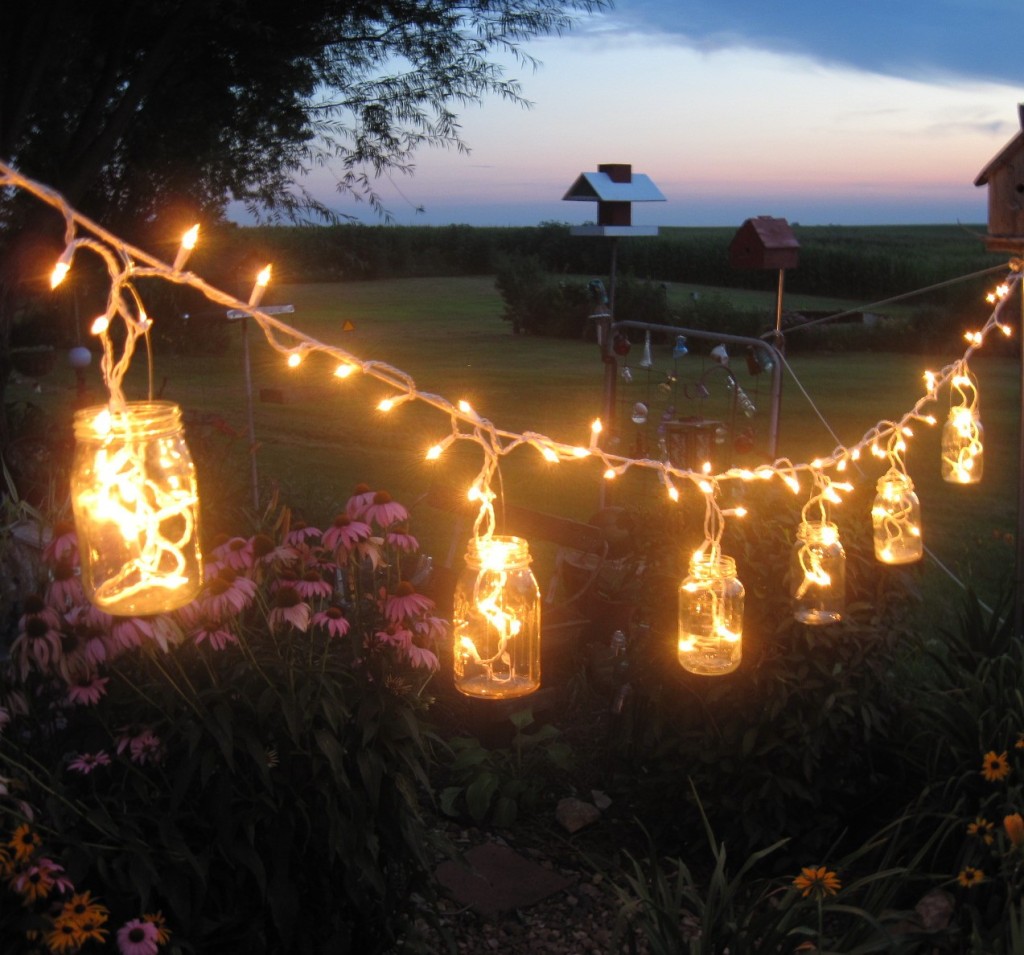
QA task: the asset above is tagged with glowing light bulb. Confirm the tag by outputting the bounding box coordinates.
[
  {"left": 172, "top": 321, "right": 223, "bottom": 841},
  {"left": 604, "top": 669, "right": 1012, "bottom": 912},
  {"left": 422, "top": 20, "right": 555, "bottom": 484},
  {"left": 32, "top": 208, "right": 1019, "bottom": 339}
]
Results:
[
  {"left": 334, "top": 364, "right": 354, "bottom": 379},
  {"left": 173, "top": 224, "right": 200, "bottom": 270},
  {"left": 51, "top": 261, "right": 70, "bottom": 289},
  {"left": 287, "top": 352, "right": 302, "bottom": 368},
  {"left": 90, "top": 316, "right": 109, "bottom": 336},
  {"left": 249, "top": 265, "right": 272, "bottom": 306}
]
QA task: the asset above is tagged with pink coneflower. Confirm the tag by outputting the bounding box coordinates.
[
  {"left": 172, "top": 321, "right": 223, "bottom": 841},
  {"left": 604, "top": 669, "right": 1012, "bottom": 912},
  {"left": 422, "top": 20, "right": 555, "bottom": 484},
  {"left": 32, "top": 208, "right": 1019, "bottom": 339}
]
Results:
[
  {"left": 386, "top": 526, "right": 420, "bottom": 553},
  {"left": 12, "top": 856, "right": 73, "bottom": 903},
  {"left": 17, "top": 593, "right": 62, "bottom": 632},
  {"left": 312, "top": 606, "right": 350, "bottom": 638},
  {"left": 117, "top": 729, "right": 164, "bottom": 766},
  {"left": 363, "top": 490, "right": 409, "bottom": 528},
  {"left": 107, "top": 617, "right": 151, "bottom": 656},
  {"left": 322, "top": 514, "right": 372, "bottom": 555},
  {"left": 268, "top": 586, "right": 311, "bottom": 632},
  {"left": 116, "top": 918, "right": 160, "bottom": 955},
  {"left": 414, "top": 614, "right": 449, "bottom": 642},
  {"left": 9, "top": 616, "right": 62, "bottom": 680},
  {"left": 345, "top": 484, "right": 377, "bottom": 520},
  {"left": 375, "top": 627, "right": 413, "bottom": 651},
  {"left": 68, "top": 751, "right": 112, "bottom": 774},
  {"left": 43, "top": 521, "right": 79, "bottom": 568},
  {"left": 407, "top": 643, "right": 440, "bottom": 671},
  {"left": 67, "top": 602, "right": 115, "bottom": 633},
  {"left": 192, "top": 622, "right": 238, "bottom": 651},
  {"left": 385, "top": 582, "right": 434, "bottom": 625},
  {"left": 46, "top": 559, "right": 85, "bottom": 612},
  {"left": 148, "top": 615, "right": 185, "bottom": 653},
  {"left": 210, "top": 536, "right": 253, "bottom": 571},
  {"left": 295, "top": 569, "right": 332, "bottom": 601},
  {"left": 251, "top": 533, "right": 299, "bottom": 567},
  {"left": 355, "top": 537, "right": 385, "bottom": 570},
  {"left": 285, "top": 521, "right": 322, "bottom": 548},
  {"left": 201, "top": 567, "right": 257, "bottom": 617},
  {"left": 67, "top": 675, "right": 109, "bottom": 706}
]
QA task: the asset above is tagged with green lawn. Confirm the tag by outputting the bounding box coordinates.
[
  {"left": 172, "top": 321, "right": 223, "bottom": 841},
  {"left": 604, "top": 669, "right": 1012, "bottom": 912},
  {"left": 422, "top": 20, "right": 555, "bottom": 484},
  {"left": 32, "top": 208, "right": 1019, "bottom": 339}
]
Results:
[{"left": 12, "top": 275, "right": 1019, "bottom": 615}]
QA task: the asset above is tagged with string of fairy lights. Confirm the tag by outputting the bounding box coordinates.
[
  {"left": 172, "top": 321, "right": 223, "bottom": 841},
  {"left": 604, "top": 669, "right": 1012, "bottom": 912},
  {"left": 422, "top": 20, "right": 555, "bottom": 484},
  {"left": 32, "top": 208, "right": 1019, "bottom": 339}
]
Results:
[{"left": 2, "top": 158, "right": 1022, "bottom": 692}]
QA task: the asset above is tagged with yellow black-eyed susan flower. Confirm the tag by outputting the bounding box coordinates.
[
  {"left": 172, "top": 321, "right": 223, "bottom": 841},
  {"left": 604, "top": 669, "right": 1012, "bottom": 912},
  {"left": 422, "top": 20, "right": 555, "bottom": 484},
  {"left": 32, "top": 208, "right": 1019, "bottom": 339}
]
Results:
[
  {"left": 967, "top": 816, "right": 995, "bottom": 845},
  {"left": 981, "top": 750, "right": 1010, "bottom": 783},
  {"left": 958, "top": 866, "right": 985, "bottom": 888}
]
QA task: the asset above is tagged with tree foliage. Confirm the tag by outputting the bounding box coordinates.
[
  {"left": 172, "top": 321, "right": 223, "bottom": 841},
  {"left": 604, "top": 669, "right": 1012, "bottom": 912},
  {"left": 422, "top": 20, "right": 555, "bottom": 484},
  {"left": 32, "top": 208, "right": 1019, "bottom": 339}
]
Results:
[{"left": 0, "top": 0, "right": 605, "bottom": 230}]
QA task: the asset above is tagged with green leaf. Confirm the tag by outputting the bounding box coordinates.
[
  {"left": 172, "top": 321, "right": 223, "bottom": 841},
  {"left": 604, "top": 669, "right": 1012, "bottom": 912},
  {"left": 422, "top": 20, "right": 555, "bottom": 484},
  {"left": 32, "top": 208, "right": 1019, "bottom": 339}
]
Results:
[{"left": 465, "top": 771, "right": 500, "bottom": 821}]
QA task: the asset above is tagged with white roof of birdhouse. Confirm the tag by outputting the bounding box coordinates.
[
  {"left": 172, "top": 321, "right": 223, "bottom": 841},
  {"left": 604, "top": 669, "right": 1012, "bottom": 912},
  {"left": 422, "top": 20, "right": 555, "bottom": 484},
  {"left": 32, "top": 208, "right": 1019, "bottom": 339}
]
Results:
[{"left": 562, "top": 172, "right": 666, "bottom": 203}]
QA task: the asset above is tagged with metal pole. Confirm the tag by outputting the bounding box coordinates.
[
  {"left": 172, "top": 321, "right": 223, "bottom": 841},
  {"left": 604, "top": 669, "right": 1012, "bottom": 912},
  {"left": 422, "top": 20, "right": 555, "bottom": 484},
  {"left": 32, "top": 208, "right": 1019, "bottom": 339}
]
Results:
[
  {"left": 1017, "top": 278, "right": 1024, "bottom": 636},
  {"left": 241, "top": 316, "right": 260, "bottom": 512}
]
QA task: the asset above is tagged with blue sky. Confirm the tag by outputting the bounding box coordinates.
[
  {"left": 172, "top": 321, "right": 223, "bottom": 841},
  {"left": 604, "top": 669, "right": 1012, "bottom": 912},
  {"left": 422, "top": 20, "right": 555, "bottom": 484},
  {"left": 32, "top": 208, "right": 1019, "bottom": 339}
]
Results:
[{"left": 287, "top": 0, "right": 1023, "bottom": 227}]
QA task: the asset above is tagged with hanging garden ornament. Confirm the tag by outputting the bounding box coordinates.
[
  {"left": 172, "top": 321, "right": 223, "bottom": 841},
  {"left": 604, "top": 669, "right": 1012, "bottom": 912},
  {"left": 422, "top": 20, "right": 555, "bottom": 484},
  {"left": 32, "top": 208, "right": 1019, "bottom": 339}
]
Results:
[
  {"left": 612, "top": 332, "right": 631, "bottom": 356},
  {"left": 673, "top": 335, "right": 689, "bottom": 359},
  {"left": 791, "top": 473, "right": 848, "bottom": 625},
  {"left": 453, "top": 534, "right": 541, "bottom": 698},
  {"left": 710, "top": 344, "right": 729, "bottom": 365},
  {"left": 639, "top": 330, "right": 653, "bottom": 369},
  {"left": 72, "top": 403, "right": 203, "bottom": 615},
  {"left": 678, "top": 487, "right": 744, "bottom": 676},
  {"left": 871, "top": 432, "right": 923, "bottom": 564},
  {"left": 941, "top": 368, "right": 983, "bottom": 484},
  {"left": 69, "top": 251, "right": 204, "bottom": 614},
  {"left": 631, "top": 401, "right": 649, "bottom": 425},
  {"left": 792, "top": 519, "right": 845, "bottom": 624},
  {"left": 872, "top": 471, "right": 923, "bottom": 564},
  {"left": 621, "top": 364, "right": 633, "bottom": 383},
  {"left": 659, "top": 371, "right": 677, "bottom": 393},
  {"left": 734, "top": 427, "right": 755, "bottom": 454}
]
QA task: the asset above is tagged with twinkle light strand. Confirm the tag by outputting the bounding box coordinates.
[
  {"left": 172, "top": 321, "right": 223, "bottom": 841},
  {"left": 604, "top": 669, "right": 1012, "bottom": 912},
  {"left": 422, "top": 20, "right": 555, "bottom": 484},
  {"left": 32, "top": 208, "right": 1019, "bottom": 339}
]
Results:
[{"left": 2, "top": 159, "right": 1022, "bottom": 555}]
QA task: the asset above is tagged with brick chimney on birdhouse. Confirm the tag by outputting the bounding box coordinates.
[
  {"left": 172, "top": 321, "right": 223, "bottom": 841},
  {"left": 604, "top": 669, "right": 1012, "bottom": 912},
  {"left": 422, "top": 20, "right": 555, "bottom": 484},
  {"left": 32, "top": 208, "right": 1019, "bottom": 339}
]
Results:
[
  {"left": 974, "top": 104, "right": 1024, "bottom": 252},
  {"left": 563, "top": 163, "right": 665, "bottom": 237}
]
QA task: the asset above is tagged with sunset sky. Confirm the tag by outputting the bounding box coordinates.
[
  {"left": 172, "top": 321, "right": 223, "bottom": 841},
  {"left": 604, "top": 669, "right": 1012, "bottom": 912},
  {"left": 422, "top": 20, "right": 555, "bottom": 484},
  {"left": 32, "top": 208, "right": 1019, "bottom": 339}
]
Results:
[{"left": 295, "top": 0, "right": 1023, "bottom": 228}]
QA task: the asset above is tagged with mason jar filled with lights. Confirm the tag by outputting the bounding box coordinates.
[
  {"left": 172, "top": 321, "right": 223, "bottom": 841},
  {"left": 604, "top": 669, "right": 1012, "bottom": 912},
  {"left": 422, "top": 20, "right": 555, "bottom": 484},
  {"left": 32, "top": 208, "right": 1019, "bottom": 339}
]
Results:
[
  {"left": 871, "top": 472, "right": 923, "bottom": 564},
  {"left": 677, "top": 551, "right": 744, "bottom": 676},
  {"left": 71, "top": 401, "right": 203, "bottom": 615},
  {"left": 453, "top": 535, "right": 541, "bottom": 698},
  {"left": 791, "top": 520, "right": 845, "bottom": 625}
]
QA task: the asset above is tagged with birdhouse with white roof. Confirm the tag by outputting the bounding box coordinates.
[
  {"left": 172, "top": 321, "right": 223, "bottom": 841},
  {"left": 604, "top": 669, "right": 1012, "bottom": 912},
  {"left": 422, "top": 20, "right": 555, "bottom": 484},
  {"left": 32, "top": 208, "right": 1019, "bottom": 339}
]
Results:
[
  {"left": 562, "top": 163, "right": 665, "bottom": 236},
  {"left": 974, "top": 104, "right": 1024, "bottom": 252}
]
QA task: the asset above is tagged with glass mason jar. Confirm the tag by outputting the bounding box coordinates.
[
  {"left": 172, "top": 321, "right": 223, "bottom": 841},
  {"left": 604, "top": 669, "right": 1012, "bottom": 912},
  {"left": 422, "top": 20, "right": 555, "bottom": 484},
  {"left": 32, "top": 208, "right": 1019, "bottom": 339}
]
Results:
[
  {"left": 871, "top": 473, "right": 923, "bottom": 564},
  {"left": 791, "top": 520, "right": 845, "bottom": 625},
  {"left": 453, "top": 535, "right": 541, "bottom": 698},
  {"left": 941, "top": 407, "right": 983, "bottom": 484},
  {"left": 71, "top": 401, "right": 203, "bottom": 615},
  {"left": 677, "top": 553, "right": 744, "bottom": 676}
]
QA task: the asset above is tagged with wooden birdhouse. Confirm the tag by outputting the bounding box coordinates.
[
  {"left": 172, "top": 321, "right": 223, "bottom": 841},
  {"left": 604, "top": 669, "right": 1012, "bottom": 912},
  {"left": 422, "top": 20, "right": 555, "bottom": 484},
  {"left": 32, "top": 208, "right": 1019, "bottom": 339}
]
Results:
[
  {"left": 974, "top": 104, "right": 1024, "bottom": 252},
  {"left": 729, "top": 216, "right": 800, "bottom": 270},
  {"left": 563, "top": 163, "right": 665, "bottom": 237}
]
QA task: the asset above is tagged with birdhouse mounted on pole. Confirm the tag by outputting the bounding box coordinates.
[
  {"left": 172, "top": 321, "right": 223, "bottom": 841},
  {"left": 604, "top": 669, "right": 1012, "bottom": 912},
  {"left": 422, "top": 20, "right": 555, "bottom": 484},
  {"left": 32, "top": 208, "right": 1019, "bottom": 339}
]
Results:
[
  {"left": 562, "top": 163, "right": 665, "bottom": 236},
  {"left": 729, "top": 216, "right": 800, "bottom": 271},
  {"left": 974, "top": 104, "right": 1024, "bottom": 252}
]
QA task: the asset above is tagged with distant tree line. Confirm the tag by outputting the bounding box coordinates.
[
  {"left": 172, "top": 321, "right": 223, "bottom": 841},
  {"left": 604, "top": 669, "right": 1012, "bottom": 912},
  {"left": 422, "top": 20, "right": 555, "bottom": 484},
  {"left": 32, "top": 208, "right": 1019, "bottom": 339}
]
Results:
[{"left": 198, "top": 220, "right": 1007, "bottom": 351}]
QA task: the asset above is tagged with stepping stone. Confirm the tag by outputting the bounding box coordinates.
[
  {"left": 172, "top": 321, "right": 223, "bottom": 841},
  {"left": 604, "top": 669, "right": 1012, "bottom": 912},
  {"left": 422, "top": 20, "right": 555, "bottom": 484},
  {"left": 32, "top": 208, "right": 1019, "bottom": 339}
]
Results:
[{"left": 435, "top": 843, "right": 572, "bottom": 918}]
